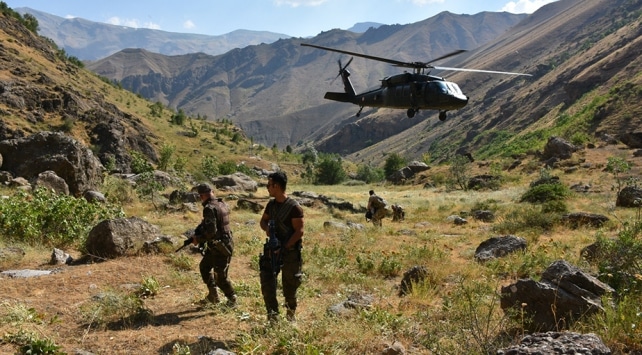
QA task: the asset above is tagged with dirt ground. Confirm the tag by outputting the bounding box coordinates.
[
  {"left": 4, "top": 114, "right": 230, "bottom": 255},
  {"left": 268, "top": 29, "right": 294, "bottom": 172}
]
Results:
[{"left": 0, "top": 251, "right": 264, "bottom": 354}]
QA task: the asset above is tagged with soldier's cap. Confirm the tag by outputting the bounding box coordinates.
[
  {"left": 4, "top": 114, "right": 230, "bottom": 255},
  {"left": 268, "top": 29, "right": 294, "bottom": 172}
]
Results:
[{"left": 196, "top": 183, "right": 212, "bottom": 194}]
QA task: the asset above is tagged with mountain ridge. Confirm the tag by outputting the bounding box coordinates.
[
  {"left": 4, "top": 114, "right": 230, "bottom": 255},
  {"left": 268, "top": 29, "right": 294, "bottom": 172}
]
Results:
[{"left": 16, "top": 7, "right": 292, "bottom": 60}]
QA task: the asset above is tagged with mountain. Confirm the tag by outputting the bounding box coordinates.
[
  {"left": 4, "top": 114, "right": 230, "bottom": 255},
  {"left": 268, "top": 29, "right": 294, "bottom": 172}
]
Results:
[
  {"left": 16, "top": 7, "right": 292, "bottom": 60},
  {"left": 347, "top": 22, "right": 384, "bottom": 33},
  {"left": 86, "top": 11, "right": 528, "bottom": 151}
]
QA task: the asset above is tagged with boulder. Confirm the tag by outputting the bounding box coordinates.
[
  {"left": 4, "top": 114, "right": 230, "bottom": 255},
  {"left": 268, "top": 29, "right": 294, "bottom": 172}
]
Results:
[
  {"left": 618, "top": 132, "right": 642, "bottom": 149},
  {"left": 616, "top": 186, "right": 642, "bottom": 207},
  {"left": 542, "top": 136, "right": 578, "bottom": 160},
  {"left": 85, "top": 217, "right": 164, "bottom": 258},
  {"left": 32, "top": 170, "right": 69, "bottom": 195},
  {"left": 237, "top": 198, "right": 264, "bottom": 213},
  {"left": 399, "top": 265, "right": 428, "bottom": 296},
  {"left": 475, "top": 235, "right": 526, "bottom": 262},
  {"left": 497, "top": 331, "right": 610, "bottom": 355},
  {"left": 0, "top": 132, "right": 103, "bottom": 196},
  {"left": 83, "top": 190, "right": 106, "bottom": 203},
  {"left": 211, "top": 172, "right": 257, "bottom": 192},
  {"left": 500, "top": 260, "right": 614, "bottom": 332}
]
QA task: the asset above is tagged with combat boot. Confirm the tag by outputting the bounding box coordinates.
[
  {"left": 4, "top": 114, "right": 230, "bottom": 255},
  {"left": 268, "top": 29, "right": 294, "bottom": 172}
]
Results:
[
  {"left": 205, "top": 286, "right": 220, "bottom": 303},
  {"left": 286, "top": 308, "right": 296, "bottom": 322},
  {"left": 226, "top": 294, "right": 237, "bottom": 308}
]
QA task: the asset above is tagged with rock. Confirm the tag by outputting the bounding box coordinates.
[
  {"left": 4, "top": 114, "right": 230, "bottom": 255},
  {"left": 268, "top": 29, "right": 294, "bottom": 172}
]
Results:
[
  {"left": 50, "top": 248, "right": 73, "bottom": 265},
  {"left": 85, "top": 217, "right": 164, "bottom": 258},
  {"left": 616, "top": 186, "right": 642, "bottom": 207},
  {"left": 542, "top": 136, "right": 578, "bottom": 160},
  {"left": 236, "top": 198, "right": 264, "bottom": 213},
  {"left": 0, "top": 132, "right": 103, "bottom": 196},
  {"left": 327, "top": 293, "right": 374, "bottom": 317},
  {"left": 382, "top": 341, "right": 406, "bottom": 355},
  {"left": 500, "top": 260, "right": 614, "bottom": 332},
  {"left": 1, "top": 269, "right": 53, "bottom": 278},
  {"left": 561, "top": 212, "right": 609, "bottom": 228},
  {"left": 475, "top": 235, "right": 526, "bottom": 262},
  {"left": 211, "top": 172, "right": 257, "bottom": 192},
  {"left": 471, "top": 210, "right": 495, "bottom": 222},
  {"left": 399, "top": 265, "right": 428, "bottom": 296},
  {"left": 33, "top": 170, "right": 69, "bottom": 195},
  {"left": 618, "top": 132, "right": 642, "bottom": 149},
  {"left": 497, "top": 331, "right": 611, "bottom": 354},
  {"left": 83, "top": 190, "right": 106, "bottom": 203}
]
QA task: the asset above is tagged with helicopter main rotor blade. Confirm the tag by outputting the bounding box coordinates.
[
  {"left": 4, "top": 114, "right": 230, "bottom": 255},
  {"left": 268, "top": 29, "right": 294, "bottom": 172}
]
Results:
[
  {"left": 433, "top": 66, "right": 532, "bottom": 76},
  {"left": 301, "top": 43, "right": 464, "bottom": 69}
]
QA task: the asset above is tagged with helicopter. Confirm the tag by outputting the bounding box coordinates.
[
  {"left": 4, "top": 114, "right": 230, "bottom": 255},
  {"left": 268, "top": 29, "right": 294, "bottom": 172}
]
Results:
[{"left": 300, "top": 43, "right": 531, "bottom": 120}]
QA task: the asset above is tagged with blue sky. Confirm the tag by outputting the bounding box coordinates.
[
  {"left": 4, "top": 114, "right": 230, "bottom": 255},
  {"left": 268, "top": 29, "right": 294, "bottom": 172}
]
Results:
[{"left": 6, "top": 0, "right": 557, "bottom": 38}]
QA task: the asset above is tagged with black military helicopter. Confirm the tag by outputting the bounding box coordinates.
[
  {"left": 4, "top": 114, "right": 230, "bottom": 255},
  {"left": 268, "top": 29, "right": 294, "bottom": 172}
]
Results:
[{"left": 301, "top": 43, "right": 531, "bottom": 120}]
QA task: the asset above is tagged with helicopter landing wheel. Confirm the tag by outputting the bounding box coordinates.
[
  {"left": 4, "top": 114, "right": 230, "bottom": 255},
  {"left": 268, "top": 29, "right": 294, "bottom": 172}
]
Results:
[
  {"left": 439, "top": 111, "right": 447, "bottom": 121},
  {"left": 407, "top": 109, "right": 416, "bottom": 118}
]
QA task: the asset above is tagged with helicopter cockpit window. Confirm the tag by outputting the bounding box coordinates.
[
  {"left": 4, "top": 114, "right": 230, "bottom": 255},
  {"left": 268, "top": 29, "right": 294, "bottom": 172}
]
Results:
[
  {"left": 446, "top": 82, "right": 463, "bottom": 95},
  {"left": 434, "top": 82, "right": 448, "bottom": 94}
]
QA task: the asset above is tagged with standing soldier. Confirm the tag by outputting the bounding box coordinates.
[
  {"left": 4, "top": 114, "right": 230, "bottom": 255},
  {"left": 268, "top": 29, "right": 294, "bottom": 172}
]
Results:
[
  {"left": 184, "top": 183, "right": 237, "bottom": 307},
  {"left": 259, "top": 171, "right": 304, "bottom": 322}
]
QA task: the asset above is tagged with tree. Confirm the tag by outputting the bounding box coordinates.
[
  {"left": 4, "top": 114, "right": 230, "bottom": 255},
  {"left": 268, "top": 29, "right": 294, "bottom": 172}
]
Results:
[
  {"left": 314, "top": 154, "right": 347, "bottom": 185},
  {"left": 449, "top": 154, "right": 472, "bottom": 191},
  {"left": 356, "top": 164, "right": 385, "bottom": 183},
  {"left": 384, "top": 153, "right": 407, "bottom": 178}
]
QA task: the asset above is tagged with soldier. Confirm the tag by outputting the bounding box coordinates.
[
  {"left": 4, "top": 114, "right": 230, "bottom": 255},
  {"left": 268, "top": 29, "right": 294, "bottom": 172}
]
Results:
[
  {"left": 259, "top": 171, "right": 304, "bottom": 322},
  {"left": 185, "top": 183, "right": 237, "bottom": 307},
  {"left": 367, "top": 190, "right": 389, "bottom": 227}
]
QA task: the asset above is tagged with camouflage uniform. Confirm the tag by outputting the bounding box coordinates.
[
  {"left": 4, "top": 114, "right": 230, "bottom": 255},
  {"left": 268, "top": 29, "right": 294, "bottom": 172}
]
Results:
[
  {"left": 259, "top": 197, "right": 304, "bottom": 320},
  {"left": 194, "top": 195, "right": 236, "bottom": 305},
  {"left": 368, "top": 193, "right": 389, "bottom": 226}
]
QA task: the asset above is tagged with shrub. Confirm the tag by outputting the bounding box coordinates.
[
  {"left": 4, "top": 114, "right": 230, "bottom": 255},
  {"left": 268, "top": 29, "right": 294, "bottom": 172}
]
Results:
[
  {"left": 314, "top": 154, "right": 347, "bottom": 185},
  {"left": 0, "top": 188, "right": 124, "bottom": 248},
  {"left": 520, "top": 183, "right": 571, "bottom": 203},
  {"left": 356, "top": 164, "right": 385, "bottom": 183},
  {"left": 593, "top": 221, "right": 642, "bottom": 294}
]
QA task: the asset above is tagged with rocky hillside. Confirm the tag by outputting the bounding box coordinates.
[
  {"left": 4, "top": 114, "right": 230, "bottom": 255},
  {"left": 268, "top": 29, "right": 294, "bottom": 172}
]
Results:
[
  {"left": 344, "top": 0, "right": 642, "bottom": 164},
  {"left": 0, "top": 11, "right": 170, "bottom": 175},
  {"left": 17, "top": 7, "right": 291, "bottom": 60},
  {"left": 85, "top": 11, "right": 527, "bottom": 149},
  {"left": 84, "top": 0, "right": 641, "bottom": 165}
]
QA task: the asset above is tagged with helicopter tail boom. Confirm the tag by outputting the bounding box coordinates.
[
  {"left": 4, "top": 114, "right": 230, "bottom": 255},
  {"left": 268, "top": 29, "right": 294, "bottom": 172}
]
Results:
[{"left": 324, "top": 92, "right": 355, "bottom": 103}]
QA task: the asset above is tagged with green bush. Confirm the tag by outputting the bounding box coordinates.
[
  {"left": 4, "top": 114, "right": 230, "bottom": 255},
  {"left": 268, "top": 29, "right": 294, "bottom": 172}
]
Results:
[
  {"left": 0, "top": 188, "right": 124, "bottom": 248},
  {"left": 520, "top": 183, "right": 571, "bottom": 203},
  {"left": 593, "top": 221, "right": 642, "bottom": 294},
  {"left": 356, "top": 164, "right": 385, "bottom": 183}
]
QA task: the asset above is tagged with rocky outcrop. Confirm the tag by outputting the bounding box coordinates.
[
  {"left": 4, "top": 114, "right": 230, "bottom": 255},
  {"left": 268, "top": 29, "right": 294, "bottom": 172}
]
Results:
[
  {"left": 501, "top": 260, "right": 614, "bottom": 332},
  {"left": 0, "top": 132, "right": 103, "bottom": 196}
]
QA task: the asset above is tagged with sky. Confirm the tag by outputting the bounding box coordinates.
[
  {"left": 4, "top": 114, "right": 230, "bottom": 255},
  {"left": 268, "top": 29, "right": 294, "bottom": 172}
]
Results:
[{"left": 5, "top": 0, "right": 558, "bottom": 38}]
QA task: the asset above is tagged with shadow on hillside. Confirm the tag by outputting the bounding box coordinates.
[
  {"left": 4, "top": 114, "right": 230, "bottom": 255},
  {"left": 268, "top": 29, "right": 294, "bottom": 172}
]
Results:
[{"left": 159, "top": 336, "right": 237, "bottom": 355}]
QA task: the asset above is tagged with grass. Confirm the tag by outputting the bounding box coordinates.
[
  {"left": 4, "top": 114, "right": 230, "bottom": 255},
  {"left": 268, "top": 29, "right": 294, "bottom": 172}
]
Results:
[{"left": 1, "top": 149, "right": 641, "bottom": 354}]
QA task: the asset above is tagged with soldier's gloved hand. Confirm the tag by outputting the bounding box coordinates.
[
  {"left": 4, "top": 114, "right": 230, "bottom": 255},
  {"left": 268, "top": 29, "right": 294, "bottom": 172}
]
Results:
[{"left": 183, "top": 237, "right": 193, "bottom": 247}]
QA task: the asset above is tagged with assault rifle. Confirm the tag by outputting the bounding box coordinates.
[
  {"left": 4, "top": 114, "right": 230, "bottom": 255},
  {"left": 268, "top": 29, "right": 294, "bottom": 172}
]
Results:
[
  {"left": 264, "top": 220, "right": 283, "bottom": 278},
  {"left": 175, "top": 224, "right": 205, "bottom": 253}
]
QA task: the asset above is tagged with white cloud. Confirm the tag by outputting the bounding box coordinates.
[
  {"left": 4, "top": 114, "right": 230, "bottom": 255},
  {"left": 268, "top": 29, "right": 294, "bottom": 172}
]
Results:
[
  {"left": 64, "top": 14, "right": 76, "bottom": 19},
  {"left": 274, "top": 0, "right": 328, "bottom": 7},
  {"left": 501, "top": 0, "right": 557, "bottom": 13},
  {"left": 106, "top": 16, "right": 160, "bottom": 30},
  {"left": 183, "top": 20, "right": 196, "bottom": 30}
]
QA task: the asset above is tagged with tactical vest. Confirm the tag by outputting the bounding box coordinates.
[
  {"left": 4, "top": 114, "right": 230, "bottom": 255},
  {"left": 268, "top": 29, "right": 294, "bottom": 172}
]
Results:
[
  {"left": 202, "top": 197, "right": 231, "bottom": 241},
  {"left": 267, "top": 197, "right": 299, "bottom": 244}
]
